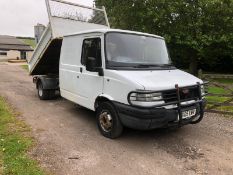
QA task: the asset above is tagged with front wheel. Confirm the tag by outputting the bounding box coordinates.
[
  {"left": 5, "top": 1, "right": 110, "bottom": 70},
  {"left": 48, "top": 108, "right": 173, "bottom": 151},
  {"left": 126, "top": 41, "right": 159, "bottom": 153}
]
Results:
[{"left": 96, "top": 102, "right": 123, "bottom": 139}]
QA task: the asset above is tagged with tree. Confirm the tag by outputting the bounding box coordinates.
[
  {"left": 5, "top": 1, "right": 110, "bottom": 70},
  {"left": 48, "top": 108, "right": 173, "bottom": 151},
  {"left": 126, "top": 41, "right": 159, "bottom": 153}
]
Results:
[{"left": 95, "top": 0, "right": 233, "bottom": 75}]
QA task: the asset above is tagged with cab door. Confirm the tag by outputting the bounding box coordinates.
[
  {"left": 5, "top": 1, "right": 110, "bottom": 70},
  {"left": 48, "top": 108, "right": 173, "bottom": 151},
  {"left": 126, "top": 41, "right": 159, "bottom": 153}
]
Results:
[{"left": 75, "top": 37, "right": 104, "bottom": 110}]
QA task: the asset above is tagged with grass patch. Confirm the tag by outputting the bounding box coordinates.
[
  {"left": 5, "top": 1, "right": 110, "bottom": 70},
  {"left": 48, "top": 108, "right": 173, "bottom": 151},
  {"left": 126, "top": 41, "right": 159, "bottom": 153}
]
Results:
[
  {"left": 216, "top": 105, "right": 233, "bottom": 113},
  {"left": 206, "top": 104, "right": 213, "bottom": 108},
  {"left": 212, "top": 78, "right": 233, "bottom": 84},
  {"left": 208, "top": 86, "right": 230, "bottom": 94},
  {"left": 21, "top": 65, "right": 29, "bottom": 72},
  {"left": 0, "top": 97, "right": 47, "bottom": 175},
  {"left": 216, "top": 106, "right": 233, "bottom": 118},
  {"left": 21, "top": 39, "right": 36, "bottom": 49},
  {"left": 206, "top": 78, "right": 233, "bottom": 116},
  {"left": 206, "top": 96, "right": 231, "bottom": 103}
]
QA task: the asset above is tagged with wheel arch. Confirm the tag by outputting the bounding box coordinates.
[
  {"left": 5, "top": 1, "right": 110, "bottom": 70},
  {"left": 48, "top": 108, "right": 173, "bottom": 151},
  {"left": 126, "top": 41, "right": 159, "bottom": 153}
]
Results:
[
  {"left": 36, "top": 77, "right": 42, "bottom": 89},
  {"left": 94, "top": 94, "right": 114, "bottom": 111},
  {"left": 35, "top": 76, "right": 59, "bottom": 90}
]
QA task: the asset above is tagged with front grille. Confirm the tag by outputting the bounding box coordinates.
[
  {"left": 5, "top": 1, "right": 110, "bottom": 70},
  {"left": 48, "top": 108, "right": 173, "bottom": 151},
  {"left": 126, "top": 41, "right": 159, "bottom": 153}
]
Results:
[
  {"left": 163, "top": 86, "right": 199, "bottom": 103},
  {"left": 162, "top": 90, "right": 177, "bottom": 103}
]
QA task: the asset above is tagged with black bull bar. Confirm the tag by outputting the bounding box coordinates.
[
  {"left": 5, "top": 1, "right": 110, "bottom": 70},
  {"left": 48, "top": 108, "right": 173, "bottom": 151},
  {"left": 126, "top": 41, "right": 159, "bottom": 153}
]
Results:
[{"left": 128, "top": 82, "right": 208, "bottom": 126}]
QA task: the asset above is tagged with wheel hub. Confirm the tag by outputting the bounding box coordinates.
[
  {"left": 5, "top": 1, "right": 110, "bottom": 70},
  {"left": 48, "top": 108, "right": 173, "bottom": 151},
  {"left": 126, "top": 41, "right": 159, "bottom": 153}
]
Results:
[
  {"left": 38, "top": 85, "right": 43, "bottom": 97},
  {"left": 99, "top": 111, "right": 112, "bottom": 132}
]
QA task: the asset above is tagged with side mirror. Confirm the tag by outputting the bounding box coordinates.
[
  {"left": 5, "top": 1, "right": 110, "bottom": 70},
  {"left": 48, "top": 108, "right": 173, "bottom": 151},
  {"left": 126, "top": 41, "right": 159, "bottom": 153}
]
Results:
[
  {"left": 86, "top": 57, "right": 104, "bottom": 76},
  {"left": 86, "top": 57, "right": 97, "bottom": 72},
  {"left": 97, "top": 67, "right": 104, "bottom": 76}
]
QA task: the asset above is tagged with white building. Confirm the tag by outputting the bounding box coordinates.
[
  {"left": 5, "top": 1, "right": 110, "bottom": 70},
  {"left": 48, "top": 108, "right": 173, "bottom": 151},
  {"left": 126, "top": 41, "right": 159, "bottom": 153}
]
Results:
[{"left": 0, "top": 35, "right": 33, "bottom": 61}]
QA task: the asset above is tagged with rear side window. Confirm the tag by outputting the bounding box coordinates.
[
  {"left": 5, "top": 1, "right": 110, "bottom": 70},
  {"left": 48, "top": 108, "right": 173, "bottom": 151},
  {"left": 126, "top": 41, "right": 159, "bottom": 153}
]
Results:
[{"left": 81, "top": 38, "right": 102, "bottom": 67}]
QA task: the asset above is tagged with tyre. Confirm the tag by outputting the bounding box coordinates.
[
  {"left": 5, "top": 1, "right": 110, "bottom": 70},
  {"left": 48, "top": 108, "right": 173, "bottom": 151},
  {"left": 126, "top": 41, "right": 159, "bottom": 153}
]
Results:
[
  {"left": 190, "top": 113, "right": 204, "bottom": 124},
  {"left": 49, "top": 90, "right": 56, "bottom": 99},
  {"left": 96, "top": 102, "right": 123, "bottom": 139},
  {"left": 191, "top": 105, "right": 204, "bottom": 124},
  {"left": 37, "top": 81, "right": 51, "bottom": 100}
]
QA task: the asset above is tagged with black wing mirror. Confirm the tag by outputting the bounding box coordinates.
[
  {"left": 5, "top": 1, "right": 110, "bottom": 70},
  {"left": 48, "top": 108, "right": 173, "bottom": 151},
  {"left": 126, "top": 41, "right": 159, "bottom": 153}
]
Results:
[
  {"left": 86, "top": 57, "right": 97, "bottom": 72},
  {"left": 86, "top": 57, "right": 104, "bottom": 76}
]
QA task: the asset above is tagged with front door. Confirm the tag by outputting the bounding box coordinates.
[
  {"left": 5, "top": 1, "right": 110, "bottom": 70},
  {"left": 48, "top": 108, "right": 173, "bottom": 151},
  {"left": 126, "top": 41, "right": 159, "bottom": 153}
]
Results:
[{"left": 75, "top": 37, "right": 104, "bottom": 110}]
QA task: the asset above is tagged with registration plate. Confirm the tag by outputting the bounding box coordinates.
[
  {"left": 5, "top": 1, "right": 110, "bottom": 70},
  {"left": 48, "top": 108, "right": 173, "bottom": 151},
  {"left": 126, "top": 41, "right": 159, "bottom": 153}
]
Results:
[{"left": 182, "top": 109, "right": 197, "bottom": 119}]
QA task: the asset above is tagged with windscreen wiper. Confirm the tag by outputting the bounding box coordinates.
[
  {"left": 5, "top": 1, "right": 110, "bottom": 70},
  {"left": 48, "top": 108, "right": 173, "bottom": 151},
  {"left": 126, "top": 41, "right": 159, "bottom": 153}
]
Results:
[
  {"left": 141, "top": 64, "right": 172, "bottom": 67},
  {"left": 158, "top": 64, "right": 174, "bottom": 67},
  {"left": 133, "top": 64, "right": 158, "bottom": 68}
]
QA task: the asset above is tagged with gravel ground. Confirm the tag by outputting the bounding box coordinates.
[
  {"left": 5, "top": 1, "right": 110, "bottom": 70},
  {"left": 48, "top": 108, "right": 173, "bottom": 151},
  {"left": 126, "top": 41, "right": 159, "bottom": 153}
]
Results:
[{"left": 0, "top": 63, "right": 233, "bottom": 175}]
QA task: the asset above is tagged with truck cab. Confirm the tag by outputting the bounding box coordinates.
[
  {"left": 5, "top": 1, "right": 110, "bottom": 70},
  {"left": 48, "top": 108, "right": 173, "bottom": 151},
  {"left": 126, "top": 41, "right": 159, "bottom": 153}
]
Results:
[{"left": 58, "top": 29, "right": 207, "bottom": 138}]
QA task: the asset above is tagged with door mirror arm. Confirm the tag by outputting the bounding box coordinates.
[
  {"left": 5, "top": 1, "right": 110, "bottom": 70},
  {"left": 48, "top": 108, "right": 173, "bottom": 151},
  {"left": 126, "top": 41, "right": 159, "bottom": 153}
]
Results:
[{"left": 96, "top": 67, "right": 104, "bottom": 76}]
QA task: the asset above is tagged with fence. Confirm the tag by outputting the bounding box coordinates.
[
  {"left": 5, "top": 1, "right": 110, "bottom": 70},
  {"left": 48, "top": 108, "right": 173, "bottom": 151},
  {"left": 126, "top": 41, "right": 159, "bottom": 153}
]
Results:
[{"left": 205, "top": 77, "right": 233, "bottom": 115}]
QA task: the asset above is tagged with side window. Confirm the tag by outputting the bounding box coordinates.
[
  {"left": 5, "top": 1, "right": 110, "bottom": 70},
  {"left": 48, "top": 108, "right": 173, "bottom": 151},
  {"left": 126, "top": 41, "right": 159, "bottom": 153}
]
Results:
[
  {"left": 81, "top": 38, "right": 102, "bottom": 67},
  {"left": 0, "top": 51, "right": 7, "bottom": 57}
]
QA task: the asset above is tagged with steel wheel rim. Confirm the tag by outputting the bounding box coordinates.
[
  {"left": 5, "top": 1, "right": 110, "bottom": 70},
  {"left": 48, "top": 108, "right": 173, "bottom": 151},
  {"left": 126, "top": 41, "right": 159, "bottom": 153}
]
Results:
[
  {"left": 99, "top": 111, "right": 112, "bottom": 132},
  {"left": 38, "top": 84, "right": 43, "bottom": 97}
]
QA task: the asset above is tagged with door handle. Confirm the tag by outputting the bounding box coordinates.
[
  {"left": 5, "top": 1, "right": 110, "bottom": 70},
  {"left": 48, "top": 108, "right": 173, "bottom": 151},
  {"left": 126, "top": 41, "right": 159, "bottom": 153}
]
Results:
[{"left": 80, "top": 67, "right": 83, "bottom": 73}]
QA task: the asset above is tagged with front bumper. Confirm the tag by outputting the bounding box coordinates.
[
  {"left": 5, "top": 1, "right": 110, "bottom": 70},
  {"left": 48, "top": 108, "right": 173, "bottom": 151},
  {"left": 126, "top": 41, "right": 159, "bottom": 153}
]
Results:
[{"left": 113, "top": 99, "right": 206, "bottom": 130}]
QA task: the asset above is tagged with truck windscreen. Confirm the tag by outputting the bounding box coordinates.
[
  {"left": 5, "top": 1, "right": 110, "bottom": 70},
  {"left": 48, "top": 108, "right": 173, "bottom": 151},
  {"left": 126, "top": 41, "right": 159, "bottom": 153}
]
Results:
[{"left": 105, "top": 32, "right": 173, "bottom": 69}]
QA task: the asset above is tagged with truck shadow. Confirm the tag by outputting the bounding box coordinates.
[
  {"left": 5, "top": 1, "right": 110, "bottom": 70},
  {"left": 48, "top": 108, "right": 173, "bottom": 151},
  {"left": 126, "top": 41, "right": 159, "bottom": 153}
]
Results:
[
  {"left": 69, "top": 103, "right": 204, "bottom": 160},
  {"left": 72, "top": 104, "right": 180, "bottom": 137},
  {"left": 121, "top": 127, "right": 204, "bottom": 160},
  {"left": 63, "top": 101, "right": 204, "bottom": 160}
]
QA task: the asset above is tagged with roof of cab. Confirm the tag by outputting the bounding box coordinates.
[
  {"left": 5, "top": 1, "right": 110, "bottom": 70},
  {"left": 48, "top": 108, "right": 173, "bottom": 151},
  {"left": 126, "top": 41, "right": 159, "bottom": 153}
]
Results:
[{"left": 64, "top": 28, "right": 164, "bottom": 39}]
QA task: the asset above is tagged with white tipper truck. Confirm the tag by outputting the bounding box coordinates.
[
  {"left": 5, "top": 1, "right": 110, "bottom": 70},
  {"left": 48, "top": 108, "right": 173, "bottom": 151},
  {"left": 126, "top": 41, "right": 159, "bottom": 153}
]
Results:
[{"left": 29, "top": 0, "right": 207, "bottom": 139}]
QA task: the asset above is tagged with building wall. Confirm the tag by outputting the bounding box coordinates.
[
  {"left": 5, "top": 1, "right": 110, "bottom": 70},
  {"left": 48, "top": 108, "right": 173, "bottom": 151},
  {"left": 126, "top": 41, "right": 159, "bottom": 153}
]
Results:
[
  {"left": 0, "top": 50, "right": 33, "bottom": 60},
  {"left": 26, "top": 51, "right": 33, "bottom": 60},
  {"left": 7, "top": 50, "right": 20, "bottom": 59}
]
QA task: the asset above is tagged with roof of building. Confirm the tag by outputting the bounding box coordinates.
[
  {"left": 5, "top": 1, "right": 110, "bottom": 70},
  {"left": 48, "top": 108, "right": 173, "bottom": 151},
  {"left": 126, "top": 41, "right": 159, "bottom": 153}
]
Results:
[{"left": 0, "top": 35, "right": 34, "bottom": 51}]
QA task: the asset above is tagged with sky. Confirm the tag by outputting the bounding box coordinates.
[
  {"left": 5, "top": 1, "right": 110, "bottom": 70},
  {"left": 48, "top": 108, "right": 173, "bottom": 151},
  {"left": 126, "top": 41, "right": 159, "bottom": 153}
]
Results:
[{"left": 0, "top": 0, "right": 94, "bottom": 37}]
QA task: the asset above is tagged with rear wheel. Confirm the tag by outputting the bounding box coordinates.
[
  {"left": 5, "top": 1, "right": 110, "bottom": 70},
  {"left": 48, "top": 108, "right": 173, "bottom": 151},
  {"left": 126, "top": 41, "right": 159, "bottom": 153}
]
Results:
[
  {"left": 96, "top": 102, "right": 123, "bottom": 139},
  {"left": 37, "top": 81, "right": 54, "bottom": 100}
]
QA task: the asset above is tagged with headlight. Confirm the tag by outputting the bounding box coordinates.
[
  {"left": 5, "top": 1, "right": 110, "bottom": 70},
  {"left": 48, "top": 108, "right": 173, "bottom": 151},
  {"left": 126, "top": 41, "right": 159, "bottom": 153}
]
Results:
[
  {"left": 129, "top": 91, "right": 164, "bottom": 107},
  {"left": 131, "top": 92, "right": 162, "bottom": 101},
  {"left": 200, "top": 85, "right": 206, "bottom": 96}
]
